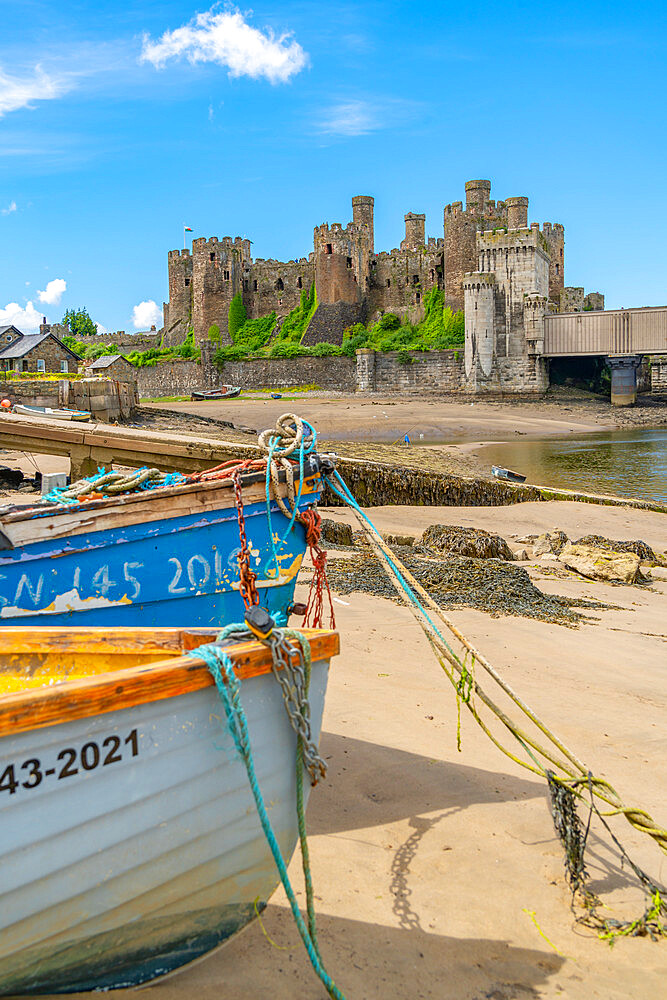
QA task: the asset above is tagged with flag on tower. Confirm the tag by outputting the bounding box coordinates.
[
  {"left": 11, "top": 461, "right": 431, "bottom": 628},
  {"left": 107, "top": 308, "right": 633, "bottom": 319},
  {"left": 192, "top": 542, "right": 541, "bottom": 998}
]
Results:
[{"left": 184, "top": 227, "right": 193, "bottom": 232}]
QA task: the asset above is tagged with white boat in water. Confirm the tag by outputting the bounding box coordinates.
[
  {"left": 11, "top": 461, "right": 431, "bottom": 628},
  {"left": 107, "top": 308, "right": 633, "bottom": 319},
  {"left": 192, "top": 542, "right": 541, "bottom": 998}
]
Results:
[
  {"left": 0, "top": 625, "right": 338, "bottom": 994},
  {"left": 12, "top": 404, "right": 92, "bottom": 422}
]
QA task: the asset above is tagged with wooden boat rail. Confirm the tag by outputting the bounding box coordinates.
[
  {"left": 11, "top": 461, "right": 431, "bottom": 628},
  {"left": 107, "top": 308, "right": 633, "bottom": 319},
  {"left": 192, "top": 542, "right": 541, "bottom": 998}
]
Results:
[{"left": 0, "top": 628, "right": 339, "bottom": 739}]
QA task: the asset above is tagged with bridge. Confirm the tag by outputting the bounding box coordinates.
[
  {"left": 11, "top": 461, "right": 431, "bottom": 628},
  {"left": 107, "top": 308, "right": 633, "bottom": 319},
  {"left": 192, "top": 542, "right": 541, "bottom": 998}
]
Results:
[{"left": 542, "top": 305, "right": 667, "bottom": 404}]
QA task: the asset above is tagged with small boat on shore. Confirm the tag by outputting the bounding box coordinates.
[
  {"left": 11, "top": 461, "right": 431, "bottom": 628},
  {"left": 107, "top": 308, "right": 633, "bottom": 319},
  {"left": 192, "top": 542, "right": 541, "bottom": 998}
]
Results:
[
  {"left": 12, "top": 404, "right": 91, "bottom": 422},
  {"left": 492, "top": 465, "right": 527, "bottom": 484},
  {"left": 191, "top": 387, "right": 241, "bottom": 401},
  {"left": 0, "top": 625, "right": 338, "bottom": 994},
  {"left": 0, "top": 458, "right": 325, "bottom": 627}
]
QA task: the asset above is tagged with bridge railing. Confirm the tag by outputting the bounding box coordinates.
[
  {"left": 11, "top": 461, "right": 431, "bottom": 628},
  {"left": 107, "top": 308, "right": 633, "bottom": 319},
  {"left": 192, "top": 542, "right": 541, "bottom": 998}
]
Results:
[{"left": 543, "top": 305, "right": 667, "bottom": 357}]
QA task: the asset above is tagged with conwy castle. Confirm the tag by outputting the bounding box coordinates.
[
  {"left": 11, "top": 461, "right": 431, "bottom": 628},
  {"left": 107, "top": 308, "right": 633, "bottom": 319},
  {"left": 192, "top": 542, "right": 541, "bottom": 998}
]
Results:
[{"left": 163, "top": 178, "right": 609, "bottom": 395}]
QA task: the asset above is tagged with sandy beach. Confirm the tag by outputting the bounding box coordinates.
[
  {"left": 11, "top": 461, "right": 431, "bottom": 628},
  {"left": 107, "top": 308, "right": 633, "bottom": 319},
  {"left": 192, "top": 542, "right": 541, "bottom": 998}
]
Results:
[{"left": 2, "top": 400, "right": 666, "bottom": 999}]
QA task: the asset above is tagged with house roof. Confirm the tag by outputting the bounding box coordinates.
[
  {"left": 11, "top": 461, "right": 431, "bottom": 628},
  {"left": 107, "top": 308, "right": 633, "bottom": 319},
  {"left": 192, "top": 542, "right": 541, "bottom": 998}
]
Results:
[
  {"left": 0, "top": 331, "right": 82, "bottom": 361},
  {"left": 0, "top": 325, "right": 24, "bottom": 339},
  {"left": 88, "top": 354, "right": 134, "bottom": 369}
]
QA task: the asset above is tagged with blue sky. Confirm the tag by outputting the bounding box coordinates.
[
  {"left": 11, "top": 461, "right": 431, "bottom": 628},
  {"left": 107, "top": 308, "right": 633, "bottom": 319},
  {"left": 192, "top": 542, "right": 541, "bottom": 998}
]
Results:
[{"left": 0, "top": 1, "right": 665, "bottom": 333}]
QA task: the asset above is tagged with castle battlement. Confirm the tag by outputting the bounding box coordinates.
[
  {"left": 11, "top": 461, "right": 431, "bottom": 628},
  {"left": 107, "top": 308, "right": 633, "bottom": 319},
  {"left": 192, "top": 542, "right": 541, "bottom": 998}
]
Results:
[{"left": 164, "top": 179, "right": 575, "bottom": 350}]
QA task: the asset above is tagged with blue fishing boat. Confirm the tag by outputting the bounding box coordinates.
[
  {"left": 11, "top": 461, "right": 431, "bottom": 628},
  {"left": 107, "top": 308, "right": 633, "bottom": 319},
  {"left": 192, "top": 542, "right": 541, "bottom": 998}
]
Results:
[
  {"left": 0, "top": 624, "right": 338, "bottom": 994},
  {"left": 0, "top": 457, "right": 326, "bottom": 628}
]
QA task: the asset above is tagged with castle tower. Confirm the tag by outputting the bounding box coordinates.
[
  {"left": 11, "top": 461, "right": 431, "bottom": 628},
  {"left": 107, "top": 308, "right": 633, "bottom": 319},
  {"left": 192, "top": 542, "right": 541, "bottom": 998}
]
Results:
[
  {"left": 443, "top": 179, "right": 509, "bottom": 312},
  {"left": 191, "top": 236, "right": 252, "bottom": 345},
  {"left": 351, "top": 195, "right": 374, "bottom": 253},
  {"left": 541, "top": 222, "right": 565, "bottom": 301},
  {"left": 463, "top": 273, "right": 496, "bottom": 383},
  {"left": 465, "top": 180, "right": 491, "bottom": 214},
  {"left": 401, "top": 212, "right": 426, "bottom": 250},
  {"left": 506, "top": 196, "right": 529, "bottom": 229},
  {"left": 165, "top": 248, "right": 193, "bottom": 345}
]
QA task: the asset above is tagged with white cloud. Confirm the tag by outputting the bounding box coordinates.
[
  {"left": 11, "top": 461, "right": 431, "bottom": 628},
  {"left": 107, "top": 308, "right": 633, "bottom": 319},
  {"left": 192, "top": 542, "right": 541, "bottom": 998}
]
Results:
[
  {"left": 1, "top": 200, "right": 17, "bottom": 215},
  {"left": 0, "top": 301, "right": 43, "bottom": 332},
  {"left": 0, "top": 64, "right": 72, "bottom": 118},
  {"left": 132, "top": 300, "right": 161, "bottom": 330},
  {"left": 95, "top": 321, "right": 108, "bottom": 334},
  {"left": 318, "top": 100, "right": 378, "bottom": 137},
  {"left": 37, "top": 277, "right": 67, "bottom": 305},
  {"left": 317, "top": 97, "right": 422, "bottom": 137},
  {"left": 140, "top": 7, "right": 307, "bottom": 83}
]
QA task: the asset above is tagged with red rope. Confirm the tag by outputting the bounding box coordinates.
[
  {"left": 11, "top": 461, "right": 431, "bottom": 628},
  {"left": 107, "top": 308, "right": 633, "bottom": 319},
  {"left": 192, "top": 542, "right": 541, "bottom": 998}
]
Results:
[{"left": 300, "top": 508, "right": 335, "bottom": 629}]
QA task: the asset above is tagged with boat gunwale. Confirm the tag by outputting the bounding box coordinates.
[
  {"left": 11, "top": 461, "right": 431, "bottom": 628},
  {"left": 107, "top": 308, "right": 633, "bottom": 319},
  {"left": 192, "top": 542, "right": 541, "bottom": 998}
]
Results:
[
  {"left": 0, "top": 462, "right": 321, "bottom": 527},
  {"left": 0, "top": 628, "right": 339, "bottom": 739}
]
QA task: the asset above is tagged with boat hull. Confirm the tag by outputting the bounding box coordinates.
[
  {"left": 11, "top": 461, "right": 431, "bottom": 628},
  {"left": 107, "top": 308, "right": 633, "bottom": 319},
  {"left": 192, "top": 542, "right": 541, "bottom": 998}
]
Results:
[
  {"left": 0, "top": 481, "right": 319, "bottom": 627},
  {"left": 0, "top": 656, "right": 329, "bottom": 994}
]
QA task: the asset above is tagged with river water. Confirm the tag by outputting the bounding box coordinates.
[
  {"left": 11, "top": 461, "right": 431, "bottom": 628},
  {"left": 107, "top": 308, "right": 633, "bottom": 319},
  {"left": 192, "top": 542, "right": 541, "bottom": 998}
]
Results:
[{"left": 478, "top": 427, "right": 667, "bottom": 504}]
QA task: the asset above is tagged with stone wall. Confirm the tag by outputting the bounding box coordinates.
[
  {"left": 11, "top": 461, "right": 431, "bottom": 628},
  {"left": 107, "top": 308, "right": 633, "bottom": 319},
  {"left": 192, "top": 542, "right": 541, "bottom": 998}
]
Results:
[
  {"left": 356, "top": 348, "right": 464, "bottom": 393},
  {"left": 2, "top": 378, "right": 137, "bottom": 421},
  {"left": 137, "top": 355, "right": 356, "bottom": 397},
  {"left": 650, "top": 357, "right": 667, "bottom": 393}
]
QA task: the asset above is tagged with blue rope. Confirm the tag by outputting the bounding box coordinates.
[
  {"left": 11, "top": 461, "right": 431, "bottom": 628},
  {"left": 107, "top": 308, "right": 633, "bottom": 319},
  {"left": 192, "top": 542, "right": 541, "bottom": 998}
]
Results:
[
  {"left": 263, "top": 419, "right": 318, "bottom": 579},
  {"left": 190, "top": 626, "right": 346, "bottom": 1000},
  {"left": 326, "top": 469, "right": 463, "bottom": 665}
]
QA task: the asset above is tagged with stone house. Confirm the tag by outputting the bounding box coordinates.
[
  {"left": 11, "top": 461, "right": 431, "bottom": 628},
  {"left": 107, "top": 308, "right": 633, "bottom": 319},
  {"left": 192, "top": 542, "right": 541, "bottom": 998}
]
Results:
[
  {"left": 0, "top": 326, "right": 81, "bottom": 374},
  {"left": 87, "top": 354, "right": 137, "bottom": 381}
]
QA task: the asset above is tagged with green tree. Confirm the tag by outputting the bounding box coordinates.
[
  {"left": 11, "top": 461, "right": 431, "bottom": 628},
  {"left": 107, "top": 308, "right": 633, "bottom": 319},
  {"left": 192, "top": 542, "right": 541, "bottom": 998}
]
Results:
[
  {"left": 228, "top": 294, "right": 247, "bottom": 339},
  {"left": 61, "top": 307, "right": 97, "bottom": 338}
]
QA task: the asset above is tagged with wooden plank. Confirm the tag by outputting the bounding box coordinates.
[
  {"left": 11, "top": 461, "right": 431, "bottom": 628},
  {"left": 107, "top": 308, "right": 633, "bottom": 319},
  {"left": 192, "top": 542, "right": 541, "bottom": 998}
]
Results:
[
  {"left": 0, "top": 630, "right": 339, "bottom": 738},
  {"left": 0, "top": 474, "right": 319, "bottom": 547},
  {"left": 0, "top": 626, "right": 219, "bottom": 656}
]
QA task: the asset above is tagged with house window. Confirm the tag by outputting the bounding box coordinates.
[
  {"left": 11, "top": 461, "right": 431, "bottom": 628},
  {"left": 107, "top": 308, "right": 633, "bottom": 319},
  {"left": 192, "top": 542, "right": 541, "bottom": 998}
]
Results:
[
  {"left": 60, "top": 361, "right": 68, "bottom": 373},
  {"left": 37, "top": 359, "right": 45, "bottom": 372},
  {"left": 224, "top": 270, "right": 230, "bottom": 280}
]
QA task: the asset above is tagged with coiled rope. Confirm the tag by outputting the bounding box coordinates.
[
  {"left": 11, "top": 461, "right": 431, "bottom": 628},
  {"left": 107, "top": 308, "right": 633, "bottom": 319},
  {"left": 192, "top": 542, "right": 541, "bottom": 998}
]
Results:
[
  {"left": 191, "top": 624, "right": 346, "bottom": 999},
  {"left": 326, "top": 468, "right": 667, "bottom": 935}
]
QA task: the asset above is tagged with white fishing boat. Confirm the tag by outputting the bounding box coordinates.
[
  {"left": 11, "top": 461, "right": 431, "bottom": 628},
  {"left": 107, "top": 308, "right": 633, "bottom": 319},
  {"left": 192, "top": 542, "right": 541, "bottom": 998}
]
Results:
[
  {"left": 0, "top": 625, "right": 338, "bottom": 994},
  {"left": 12, "top": 404, "right": 92, "bottom": 422}
]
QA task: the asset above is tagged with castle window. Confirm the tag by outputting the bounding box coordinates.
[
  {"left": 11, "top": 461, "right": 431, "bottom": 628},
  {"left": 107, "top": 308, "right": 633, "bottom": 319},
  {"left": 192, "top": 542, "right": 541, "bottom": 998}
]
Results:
[
  {"left": 297, "top": 277, "right": 302, "bottom": 288},
  {"left": 412, "top": 274, "right": 419, "bottom": 285},
  {"left": 210, "top": 252, "right": 215, "bottom": 262},
  {"left": 430, "top": 269, "right": 434, "bottom": 282},
  {"left": 560, "top": 248, "right": 563, "bottom": 259},
  {"left": 555, "top": 264, "right": 560, "bottom": 275},
  {"left": 346, "top": 257, "right": 352, "bottom": 269},
  {"left": 275, "top": 277, "right": 284, "bottom": 292},
  {"left": 253, "top": 280, "right": 258, "bottom": 292},
  {"left": 386, "top": 279, "right": 391, "bottom": 287},
  {"left": 243, "top": 280, "right": 248, "bottom": 291},
  {"left": 325, "top": 243, "right": 332, "bottom": 254},
  {"left": 224, "top": 270, "right": 230, "bottom": 280},
  {"left": 185, "top": 278, "right": 190, "bottom": 286},
  {"left": 415, "top": 291, "right": 421, "bottom": 305}
]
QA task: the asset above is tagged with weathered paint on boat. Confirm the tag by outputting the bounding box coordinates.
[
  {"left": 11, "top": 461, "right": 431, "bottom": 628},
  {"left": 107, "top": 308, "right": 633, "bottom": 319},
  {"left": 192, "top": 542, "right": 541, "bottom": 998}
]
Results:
[
  {"left": 0, "top": 627, "right": 338, "bottom": 994},
  {"left": 0, "top": 465, "right": 322, "bottom": 627}
]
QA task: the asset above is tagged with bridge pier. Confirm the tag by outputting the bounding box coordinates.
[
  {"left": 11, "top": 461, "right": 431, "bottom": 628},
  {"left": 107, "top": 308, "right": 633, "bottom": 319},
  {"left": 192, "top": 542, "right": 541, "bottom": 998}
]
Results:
[{"left": 606, "top": 355, "right": 643, "bottom": 407}]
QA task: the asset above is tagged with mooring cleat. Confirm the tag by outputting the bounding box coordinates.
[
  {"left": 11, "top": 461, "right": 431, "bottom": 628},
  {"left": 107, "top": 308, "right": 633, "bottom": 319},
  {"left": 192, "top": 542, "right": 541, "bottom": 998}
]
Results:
[{"left": 244, "top": 605, "right": 275, "bottom": 640}]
